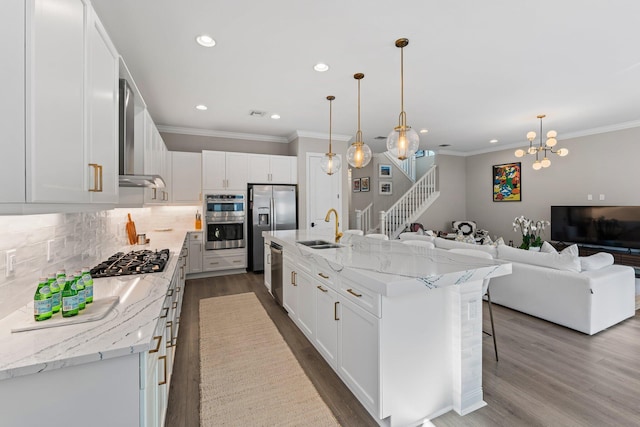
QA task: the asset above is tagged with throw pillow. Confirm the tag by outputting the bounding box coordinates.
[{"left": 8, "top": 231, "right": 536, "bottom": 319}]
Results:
[
  {"left": 492, "top": 237, "right": 505, "bottom": 247},
  {"left": 497, "top": 244, "right": 581, "bottom": 273},
  {"left": 540, "top": 241, "right": 557, "bottom": 254},
  {"left": 580, "top": 253, "right": 614, "bottom": 271}
]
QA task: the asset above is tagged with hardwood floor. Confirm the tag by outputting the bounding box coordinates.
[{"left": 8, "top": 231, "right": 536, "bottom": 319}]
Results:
[{"left": 166, "top": 273, "right": 640, "bottom": 427}]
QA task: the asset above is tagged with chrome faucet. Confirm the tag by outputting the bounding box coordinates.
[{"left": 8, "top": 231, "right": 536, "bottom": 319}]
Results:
[{"left": 324, "top": 208, "right": 343, "bottom": 243}]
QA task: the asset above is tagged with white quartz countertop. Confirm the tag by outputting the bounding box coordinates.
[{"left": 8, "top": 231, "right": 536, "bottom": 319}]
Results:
[
  {"left": 264, "top": 230, "right": 512, "bottom": 297},
  {"left": 0, "top": 230, "right": 192, "bottom": 381}
]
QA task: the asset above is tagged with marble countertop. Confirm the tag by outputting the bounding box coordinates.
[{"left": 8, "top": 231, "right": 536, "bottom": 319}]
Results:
[
  {"left": 265, "top": 230, "right": 512, "bottom": 297},
  {"left": 0, "top": 230, "right": 192, "bottom": 381}
]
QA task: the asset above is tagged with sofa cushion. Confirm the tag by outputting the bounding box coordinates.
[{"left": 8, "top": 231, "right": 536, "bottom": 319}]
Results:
[
  {"left": 399, "top": 233, "right": 436, "bottom": 243},
  {"left": 580, "top": 252, "right": 615, "bottom": 271},
  {"left": 434, "top": 237, "right": 498, "bottom": 257},
  {"left": 497, "top": 244, "right": 581, "bottom": 272}
]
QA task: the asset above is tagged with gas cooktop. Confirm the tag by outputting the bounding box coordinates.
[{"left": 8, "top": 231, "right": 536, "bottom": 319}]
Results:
[{"left": 90, "top": 249, "right": 170, "bottom": 278}]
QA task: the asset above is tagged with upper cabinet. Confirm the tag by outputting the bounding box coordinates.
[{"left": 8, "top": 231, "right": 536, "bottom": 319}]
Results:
[
  {"left": 202, "top": 151, "right": 248, "bottom": 191},
  {"left": 171, "top": 152, "right": 202, "bottom": 204},
  {"left": 0, "top": 0, "right": 119, "bottom": 210},
  {"left": 247, "top": 154, "right": 297, "bottom": 184}
]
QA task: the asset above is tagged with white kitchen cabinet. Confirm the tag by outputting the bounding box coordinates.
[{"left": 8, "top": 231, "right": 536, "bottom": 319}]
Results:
[
  {"left": 247, "top": 154, "right": 297, "bottom": 184},
  {"left": 144, "top": 121, "right": 170, "bottom": 204},
  {"left": 315, "top": 281, "right": 338, "bottom": 369},
  {"left": 337, "top": 296, "right": 380, "bottom": 417},
  {"left": 0, "top": 0, "right": 25, "bottom": 203},
  {"left": 282, "top": 256, "right": 298, "bottom": 319},
  {"left": 171, "top": 151, "right": 202, "bottom": 204},
  {"left": 202, "top": 150, "right": 248, "bottom": 191},
  {"left": 86, "top": 10, "right": 119, "bottom": 203},
  {"left": 27, "top": 0, "right": 87, "bottom": 203},
  {"left": 263, "top": 242, "right": 272, "bottom": 292},
  {"left": 188, "top": 232, "right": 203, "bottom": 274},
  {"left": 202, "top": 248, "right": 246, "bottom": 272},
  {"left": 295, "top": 269, "right": 316, "bottom": 341}
]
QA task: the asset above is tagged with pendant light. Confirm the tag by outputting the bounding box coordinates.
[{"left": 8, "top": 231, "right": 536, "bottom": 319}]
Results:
[
  {"left": 320, "top": 96, "right": 341, "bottom": 175},
  {"left": 347, "top": 73, "right": 372, "bottom": 169},
  {"left": 386, "top": 38, "right": 419, "bottom": 160}
]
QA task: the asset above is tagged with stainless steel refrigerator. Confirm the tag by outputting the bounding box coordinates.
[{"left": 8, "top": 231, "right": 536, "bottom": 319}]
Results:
[{"left": 248, "top": 184, "right": 297, "bottom": 271}]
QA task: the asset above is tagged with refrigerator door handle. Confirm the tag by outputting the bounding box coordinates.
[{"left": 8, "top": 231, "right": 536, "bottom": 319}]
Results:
[{"left": 271, "top": 198, "right": 276, "bottom": 232}]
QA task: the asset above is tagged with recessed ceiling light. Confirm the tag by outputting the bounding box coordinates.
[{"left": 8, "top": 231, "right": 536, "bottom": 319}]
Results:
[
  {"left": 489, "top": 139, "right": 498, "bottom": 144},
  {"left": 314, "top": 63, "right": 329, "bottom": 72},
  {"left": 196, "top": 34, "right": 216, "bottom": 47},
  {"left": 419, "top": 129, "right": 429, "bottom": 134},
  {"left": 195, "top": 104, "right": 208, "bottom": 111},
  {"left": 270, "top": 114, "right": 281, "bottom": 120}
]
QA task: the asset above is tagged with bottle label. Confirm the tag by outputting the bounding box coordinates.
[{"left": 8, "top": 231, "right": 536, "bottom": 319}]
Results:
[
  {"left": 84, "top": 284, "right": 94, "bottom": 299},
  {"left": 39, "top": 286, "right": 51, "bottom": 295},
  {"left": 52, "top": 292, "right": 61, "bottom": 308},
  {"left": 62, "top": 295, "right": 78, "bottom": 311},
  {"left": 34, "top": 299, "right": 52, "bottom": 315}
]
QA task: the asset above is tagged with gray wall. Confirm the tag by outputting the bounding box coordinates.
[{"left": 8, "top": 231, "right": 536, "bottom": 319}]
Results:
[
  {"left": 466, "top": 126, "right": 640, "bottom": 244},
  {"left": 161, "top": 132, "right": 292, "bottom": 155}
]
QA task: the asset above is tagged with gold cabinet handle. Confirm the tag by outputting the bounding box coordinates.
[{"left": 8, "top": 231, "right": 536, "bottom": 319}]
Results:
[
  {"left": 334, "top": 301, "right": 340, "bottom": 321},
  {"left": 176, "top": 287, "right": 181, "bottom": 293},
  {"left": 317, "top": 285, "right": 328, "bottom": 293},
  {"left": 167, "top": 288, "right": 174, "bottom": 297},
  {"left": 160, "top": 307, "right": 169, "bottom": 319},
  {"left": 166, "top": 321, "right": 174, "bottom": 348},
  {"left": 292, "top": 271, "right": 297, "bottom": 286},
  {"left": 158, "top": 355, "right": 167, "bottom": 385},
  {"left": 180, "top": 265, "right": 185, "bottom": 280},
  {"left": 347, "top": 288, "right": 362, "bottom": 297},
  {"left": 88, "top": 163, "right": 103, "bottom": 192},
  {"left": 150, "top": 335, "right": 162, "bottom": 353},
  {"left": 318, "top": 273, "right": 329, "bottom": 279},
  {"left": 290, "top": 271, "right": 294, "bottom": 284},
  {"left": 152, "top": 188, "right": 157, "bottom": 200}
]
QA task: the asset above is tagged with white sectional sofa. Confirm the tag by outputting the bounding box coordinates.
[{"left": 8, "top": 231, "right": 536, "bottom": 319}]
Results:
[{"left": 398, "top": 233, "right": 636, "bottom": 335}]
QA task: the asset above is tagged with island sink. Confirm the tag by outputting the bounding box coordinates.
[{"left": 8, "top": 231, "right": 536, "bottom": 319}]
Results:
[{"left": 296, "top": 240, "right": 343, "bottom": 249}]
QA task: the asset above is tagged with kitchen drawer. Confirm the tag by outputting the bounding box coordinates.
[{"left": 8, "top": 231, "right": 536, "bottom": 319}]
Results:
[
  {"left": 284, "top": 254, "right": 312, "bottom": 276},
  {"left": 313, "top": 264, "right": 336, "bottom": 290},
  {"left": 188, "top": 232, "right": 203, "bottom": 242},
  {"left": 203, "top": 252, "right": 247, "bottom": 271},
  {"left": 339, "top": 278, "right": 381, "bottom": 318}
]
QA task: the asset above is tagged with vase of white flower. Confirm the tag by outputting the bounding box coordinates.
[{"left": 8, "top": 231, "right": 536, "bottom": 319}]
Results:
[{"left": 512, "top": 216, "right": 550, "bottom": 250}]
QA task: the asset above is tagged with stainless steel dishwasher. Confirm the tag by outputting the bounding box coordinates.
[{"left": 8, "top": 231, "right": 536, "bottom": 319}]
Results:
[{"left": 270, "top": 242, "right": 283, "bottom": 306}]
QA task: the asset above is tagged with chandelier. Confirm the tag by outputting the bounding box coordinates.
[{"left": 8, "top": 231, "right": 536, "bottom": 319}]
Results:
[
  {"left": 346, "top": 73, "right": 372, "bottom": 169},
  {"left": 515, "top": 114, "right": 568, "bottom": 170},
  {"left": 386, "top": 38, "right": 419, "bottom": 161},
  {"left": 320, "top": 95, "right": 341, "bottom": 175}
]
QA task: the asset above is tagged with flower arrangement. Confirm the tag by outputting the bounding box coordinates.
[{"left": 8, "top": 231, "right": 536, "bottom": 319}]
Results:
[{"left": 513, "top": 216, "right": 550, "bottom": 249}]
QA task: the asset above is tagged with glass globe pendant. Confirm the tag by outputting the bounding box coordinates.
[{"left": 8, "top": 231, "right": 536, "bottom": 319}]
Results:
[
  {"left": 320, "top": 96, "right": 342, "bottom": 175},
  {"left": 347, "top": 73, "right": 372, "bottom": 169},
  {"left": 386, "top": 38, "right": 419, "bottom": 160}
]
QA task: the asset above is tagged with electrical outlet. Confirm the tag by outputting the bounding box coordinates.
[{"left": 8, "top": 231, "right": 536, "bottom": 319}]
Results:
[
  {"left": 6, "top": 249, "right": 16, "bottom": 277},
  {"left": 587, "top": 194, "right": 593, "bottom": 201},
  {"left": 47, "top": 240, "right": 54, "bottom": 262},
  {"left": 599, "top": 194, "right": 605, "bottom": 201}
]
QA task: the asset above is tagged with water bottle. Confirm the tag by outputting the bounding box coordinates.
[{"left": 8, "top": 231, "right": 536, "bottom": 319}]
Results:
[
  {"left": 61, "top": 275, "right": 79, "bottom": 317},
  {"left": 47, "top": 272, "right": 61, "bottom": 313},
  {"left": 82, "top": 268, "right": 93, "bottom": 304},
  {"left": 34, "top": 277, "right": 53, "bottom": 321},
  {"left": 74, "top": 271, "right": 85, "bottom": 311}
]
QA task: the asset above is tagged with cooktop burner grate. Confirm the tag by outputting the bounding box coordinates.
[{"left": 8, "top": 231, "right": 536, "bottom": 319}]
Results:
[{"left": 90, "top": 249, "right": 170, "bottom": 278}]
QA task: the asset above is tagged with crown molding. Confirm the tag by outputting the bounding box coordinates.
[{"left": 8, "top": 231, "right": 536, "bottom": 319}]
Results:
[
  {"left": 289, "top": 130, "right": 353, "bottom": 143},
  {"left": 157, "top": 125, "right": 290, "bottom": 143}
]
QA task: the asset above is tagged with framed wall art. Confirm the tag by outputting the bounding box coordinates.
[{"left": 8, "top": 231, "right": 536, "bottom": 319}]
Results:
[
  {"left": 361, "top": 177, "right": 370, "bottom": 192},
  {"left": 493, "top": 162, "right": 521, "bottom": 202},
  {"left": 378, "top": 164, "right": 392, "bottom": 178},
  {"left": 352, "top": 178, "right": 361, "bottom": 192},
  {"left": 379, "top": 181, "right": 393, "bottom": 195}
]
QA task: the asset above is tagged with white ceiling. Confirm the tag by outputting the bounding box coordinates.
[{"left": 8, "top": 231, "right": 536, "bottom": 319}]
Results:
[{"left": 91, "top": 0, "right": 640, "bottom": 154}]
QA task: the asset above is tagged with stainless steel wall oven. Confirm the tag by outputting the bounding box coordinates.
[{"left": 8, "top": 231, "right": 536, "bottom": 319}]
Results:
[{"left": 205, "top": 194, "right": 245, "bottom": 250}]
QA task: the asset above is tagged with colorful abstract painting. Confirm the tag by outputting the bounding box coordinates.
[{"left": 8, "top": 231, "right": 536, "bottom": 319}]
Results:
[{"left": 493, "top": 162, "right": 521, "bottom": 202}]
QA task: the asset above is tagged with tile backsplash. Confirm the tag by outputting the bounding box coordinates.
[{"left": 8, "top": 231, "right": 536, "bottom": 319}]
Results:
[{"left": 0, "top": 205, "right": 199, "bottom": 320}]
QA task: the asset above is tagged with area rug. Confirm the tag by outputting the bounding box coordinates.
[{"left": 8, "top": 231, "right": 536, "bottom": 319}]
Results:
[{"left": 199, "top": 292, "right": 340, "bottom": 426}]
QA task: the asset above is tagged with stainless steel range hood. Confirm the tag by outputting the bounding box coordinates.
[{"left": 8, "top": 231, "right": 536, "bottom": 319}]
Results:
[{"left": 119, "top": 79, "right": 165, "bottom": 188}]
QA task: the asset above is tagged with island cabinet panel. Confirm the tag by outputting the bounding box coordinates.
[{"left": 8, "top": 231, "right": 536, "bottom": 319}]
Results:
[
  {"left": 337, "top": 296, "right": 380, "bottom": 417},
  {"left": 314, "top": 282, "right": 338, "bottom": 369},
  {"left": 282, "top": 256, "right": 298, "bottom": 319},
  {"left": 296, "top": 269, "right": 317, "bottom": 340}
]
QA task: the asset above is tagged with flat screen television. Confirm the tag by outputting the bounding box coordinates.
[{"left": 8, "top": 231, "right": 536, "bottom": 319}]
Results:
[{"left": 550, "top": 206, "right": 640, "bottom": 250}]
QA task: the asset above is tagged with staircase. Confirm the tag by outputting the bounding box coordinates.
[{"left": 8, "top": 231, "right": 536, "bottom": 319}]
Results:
[
  {"left": 379, "top": 165, "right": 439, "bottom": 239},
  {"left": 355, "top": 203, "right": 375, "bottom": 234},
  {"left": 384, "top": 151, "right": 416, "bottom": 182}
]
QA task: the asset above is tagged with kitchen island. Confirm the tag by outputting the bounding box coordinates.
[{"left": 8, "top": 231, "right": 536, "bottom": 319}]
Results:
[
  {"left": 264, "top": 230, "right": 512, "bottom": 427},
  {"left": 0, "top": 230, "right": 191, "bottom": 427}
]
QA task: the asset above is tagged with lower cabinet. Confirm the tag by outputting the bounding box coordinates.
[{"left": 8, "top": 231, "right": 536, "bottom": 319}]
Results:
[
  {"left": 187, "top": 232, "right": 203, "bottom": 274},
  {"left": 284, "top": 253, "right": 380, "bottom": 418},
  {"left": 202, "top": 248, "right": 246, "bottom": 272}
]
